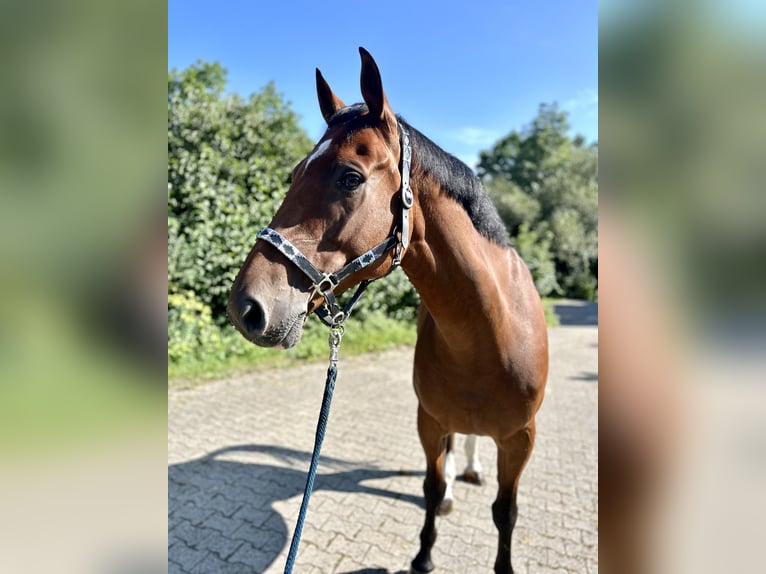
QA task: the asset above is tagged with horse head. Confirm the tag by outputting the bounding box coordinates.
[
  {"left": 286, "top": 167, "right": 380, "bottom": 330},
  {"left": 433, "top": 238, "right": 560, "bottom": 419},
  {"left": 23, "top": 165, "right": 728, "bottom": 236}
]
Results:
[{"left": 228, "top": 48, "right": 408, "bottom": 348}]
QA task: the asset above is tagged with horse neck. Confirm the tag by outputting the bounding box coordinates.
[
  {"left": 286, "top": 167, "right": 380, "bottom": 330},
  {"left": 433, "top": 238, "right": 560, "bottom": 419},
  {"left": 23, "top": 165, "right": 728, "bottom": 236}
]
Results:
[{"left": 401, "top": 177, "right": 520, "bottom": 352}]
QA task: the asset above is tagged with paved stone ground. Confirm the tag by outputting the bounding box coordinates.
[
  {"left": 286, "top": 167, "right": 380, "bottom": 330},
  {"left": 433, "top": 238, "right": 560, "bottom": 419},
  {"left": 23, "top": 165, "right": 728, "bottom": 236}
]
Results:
[{"left": 169, "top": 300, "right": 597, "bottom": 574}]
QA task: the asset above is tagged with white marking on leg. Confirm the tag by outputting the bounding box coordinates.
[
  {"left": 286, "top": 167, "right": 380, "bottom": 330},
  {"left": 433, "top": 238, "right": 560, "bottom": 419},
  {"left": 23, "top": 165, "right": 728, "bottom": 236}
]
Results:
[
  {"left": 464, "top": 434, "right": 483, "bottom": 477},
  {"left": 443, "top": 447, "right": 456, "bottom": 503},
  {"left": 305, "top": 139, "right": 332, "bottom": 168}
]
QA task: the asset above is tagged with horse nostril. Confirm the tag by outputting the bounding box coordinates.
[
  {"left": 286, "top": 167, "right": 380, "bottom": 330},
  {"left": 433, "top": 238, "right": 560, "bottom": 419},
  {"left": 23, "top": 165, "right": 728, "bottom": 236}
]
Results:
[{"left": 240, "top": 297, "right": 267, "bottom": 336}]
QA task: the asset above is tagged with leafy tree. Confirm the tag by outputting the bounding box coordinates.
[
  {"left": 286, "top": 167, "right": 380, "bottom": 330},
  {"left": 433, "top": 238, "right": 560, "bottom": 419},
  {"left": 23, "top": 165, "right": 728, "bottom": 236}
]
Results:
[
  {"left": 479, "top": 103, "right": 572, "bottom": 190},
  {"left": 478, "top": 104, "right": 598, "bottom": 299}
]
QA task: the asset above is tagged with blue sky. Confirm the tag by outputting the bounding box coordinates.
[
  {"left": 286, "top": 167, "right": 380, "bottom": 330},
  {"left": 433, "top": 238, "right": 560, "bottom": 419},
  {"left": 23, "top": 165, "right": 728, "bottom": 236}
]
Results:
[{"left": 169, "top": 1, "right": 597, "bottom": 167}]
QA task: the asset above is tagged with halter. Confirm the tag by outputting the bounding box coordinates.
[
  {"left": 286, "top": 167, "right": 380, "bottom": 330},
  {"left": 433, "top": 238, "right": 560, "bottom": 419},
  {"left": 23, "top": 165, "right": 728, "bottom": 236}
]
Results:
[{"left": 256, "top": 123, "right": 413, "bottom": 330}]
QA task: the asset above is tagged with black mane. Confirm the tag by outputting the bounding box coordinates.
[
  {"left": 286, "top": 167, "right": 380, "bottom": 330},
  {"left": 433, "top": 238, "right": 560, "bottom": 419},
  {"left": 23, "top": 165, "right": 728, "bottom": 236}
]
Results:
[
  {"left": 327, "top": 105, "right": 511, "bottom": 247},
  {"left": 398, "top": 117, "right": 511, "bottom": 247}
]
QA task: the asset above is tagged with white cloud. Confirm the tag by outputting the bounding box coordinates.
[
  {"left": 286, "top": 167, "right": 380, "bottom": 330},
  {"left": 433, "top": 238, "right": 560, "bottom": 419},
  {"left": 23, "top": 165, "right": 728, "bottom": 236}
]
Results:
[
  {"left": 446, "top": 126, "right": 502, "bottom": 147},
  {"left": 564, "top": 88, "right": 599, "bottom": 113}
]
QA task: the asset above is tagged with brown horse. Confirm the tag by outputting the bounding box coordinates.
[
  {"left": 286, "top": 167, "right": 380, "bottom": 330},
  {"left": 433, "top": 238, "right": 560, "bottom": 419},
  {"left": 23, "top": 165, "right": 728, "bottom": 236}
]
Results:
[{"left": 228, "top": 48, "right": 549, "bottom": 574}]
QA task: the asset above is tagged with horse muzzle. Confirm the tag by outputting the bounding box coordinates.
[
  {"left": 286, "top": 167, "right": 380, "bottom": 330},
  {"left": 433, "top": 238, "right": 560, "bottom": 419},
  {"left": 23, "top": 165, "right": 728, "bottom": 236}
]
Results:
[{"left": 228, "top": 289, "right": 307, "bottom": 349}]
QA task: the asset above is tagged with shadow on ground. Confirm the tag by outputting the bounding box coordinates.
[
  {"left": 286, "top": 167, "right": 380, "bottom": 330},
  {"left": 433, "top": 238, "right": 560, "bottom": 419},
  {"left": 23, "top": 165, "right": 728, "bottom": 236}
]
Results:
[
  {"left": 554, "top": 300, "right": 598, "bottom": 326},
  {"left": 169, "top": 444, "right": 424, "bottom": 573},
  {"left": 339, "top": 570, "right": 407, "bottom": 574}
]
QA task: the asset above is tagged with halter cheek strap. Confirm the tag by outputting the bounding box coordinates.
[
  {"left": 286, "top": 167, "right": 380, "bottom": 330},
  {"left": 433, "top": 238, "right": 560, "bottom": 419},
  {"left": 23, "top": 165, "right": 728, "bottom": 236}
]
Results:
[
  {"left": 399, "top": 125, "right": 413, "bottom": 251},
  {"left": 256, "top": 123, "right": 413, "bottom": 327}
]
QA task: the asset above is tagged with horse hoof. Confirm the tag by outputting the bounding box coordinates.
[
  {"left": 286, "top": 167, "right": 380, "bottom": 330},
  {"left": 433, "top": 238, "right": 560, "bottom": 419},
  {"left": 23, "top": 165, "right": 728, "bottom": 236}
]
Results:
[
  {"left": 463, "top": 470, "right": 484, "bottom": 486},
  {"left": 409, "top": 561, "right": 434, "bottom": 574},
  {"left": 437, "top": 497, "right": 453, "bottom": 516}
]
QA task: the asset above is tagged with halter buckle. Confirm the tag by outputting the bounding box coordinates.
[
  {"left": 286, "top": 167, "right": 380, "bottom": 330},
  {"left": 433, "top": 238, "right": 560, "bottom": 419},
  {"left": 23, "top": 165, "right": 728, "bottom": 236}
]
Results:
[
  {"left": 392, "top": 242, "right": 404, "bottom": 268},
  {"left": 402, "top": 185, "right": 414, "bottom": 209}
]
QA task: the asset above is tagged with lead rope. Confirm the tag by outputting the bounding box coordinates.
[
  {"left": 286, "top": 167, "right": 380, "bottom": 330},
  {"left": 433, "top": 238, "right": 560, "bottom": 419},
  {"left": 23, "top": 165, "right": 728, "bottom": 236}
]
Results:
[{"left": 283, "top": 324, "right": 344, "bottom": 574}]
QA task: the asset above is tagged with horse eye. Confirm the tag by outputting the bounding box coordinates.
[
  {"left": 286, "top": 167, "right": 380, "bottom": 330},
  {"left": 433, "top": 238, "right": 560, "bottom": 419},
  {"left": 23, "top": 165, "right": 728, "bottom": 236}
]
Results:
[{"left": 337, "top": 172, "right": 363, "bottom": 193}]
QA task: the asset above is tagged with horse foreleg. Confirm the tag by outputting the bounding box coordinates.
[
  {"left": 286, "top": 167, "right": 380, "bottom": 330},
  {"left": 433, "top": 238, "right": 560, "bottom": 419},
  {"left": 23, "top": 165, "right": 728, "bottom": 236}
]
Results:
[
  {"left": 463, "top": 434, "right": 484, "bottom": 485},
  {"left": 493, "top": 422, "right": 536, "bottom": 574},
  {"left": 411, "top": 406, "right": 448, "bottom": 574}
]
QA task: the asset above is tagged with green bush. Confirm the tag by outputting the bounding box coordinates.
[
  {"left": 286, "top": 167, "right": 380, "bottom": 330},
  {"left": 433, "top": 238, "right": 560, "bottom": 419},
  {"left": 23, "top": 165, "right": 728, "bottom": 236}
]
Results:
[
  {"left": 549, "top": 206, "right": 598, "bottom": 299},
  {"left": 513, "top": 223, "right": 560, "bottom": 297},
  {"left": 168, "top": 290, "right": 228, "bottom": 364},
  {"left": 168, "top": 62, "right": 313, "bottom": 321}
]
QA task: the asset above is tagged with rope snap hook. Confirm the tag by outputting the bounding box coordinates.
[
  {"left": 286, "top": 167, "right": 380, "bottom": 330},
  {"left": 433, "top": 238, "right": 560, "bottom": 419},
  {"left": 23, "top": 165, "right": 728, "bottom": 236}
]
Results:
[{"left": 328, "top": 324, "right": 345, "bottom": 366}]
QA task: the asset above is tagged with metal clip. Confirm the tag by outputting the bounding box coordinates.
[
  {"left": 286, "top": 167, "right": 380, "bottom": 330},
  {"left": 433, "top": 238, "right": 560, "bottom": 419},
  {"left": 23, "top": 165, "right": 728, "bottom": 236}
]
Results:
[
  {"left": 314, "top": 273, "right": 338, "bottom": 296},
  {"left": 328, "top": 324, "right": 345, "bottom": 365}
]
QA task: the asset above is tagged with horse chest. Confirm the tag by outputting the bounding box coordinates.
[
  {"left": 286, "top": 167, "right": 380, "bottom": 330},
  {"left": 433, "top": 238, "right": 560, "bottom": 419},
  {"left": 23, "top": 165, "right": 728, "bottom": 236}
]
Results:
[{"left": 413, "top": 361, "right": 522, "bottom": 435}]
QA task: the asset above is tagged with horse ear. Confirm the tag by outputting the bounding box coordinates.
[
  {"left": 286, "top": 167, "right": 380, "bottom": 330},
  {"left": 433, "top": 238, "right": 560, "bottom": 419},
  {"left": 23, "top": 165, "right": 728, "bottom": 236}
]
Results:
[
  {"left": 316, "top": 68, "right": 346, "bottom": 124},
  {"left": 359, "top": 47, "right": 395, "bottom": 130}
]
